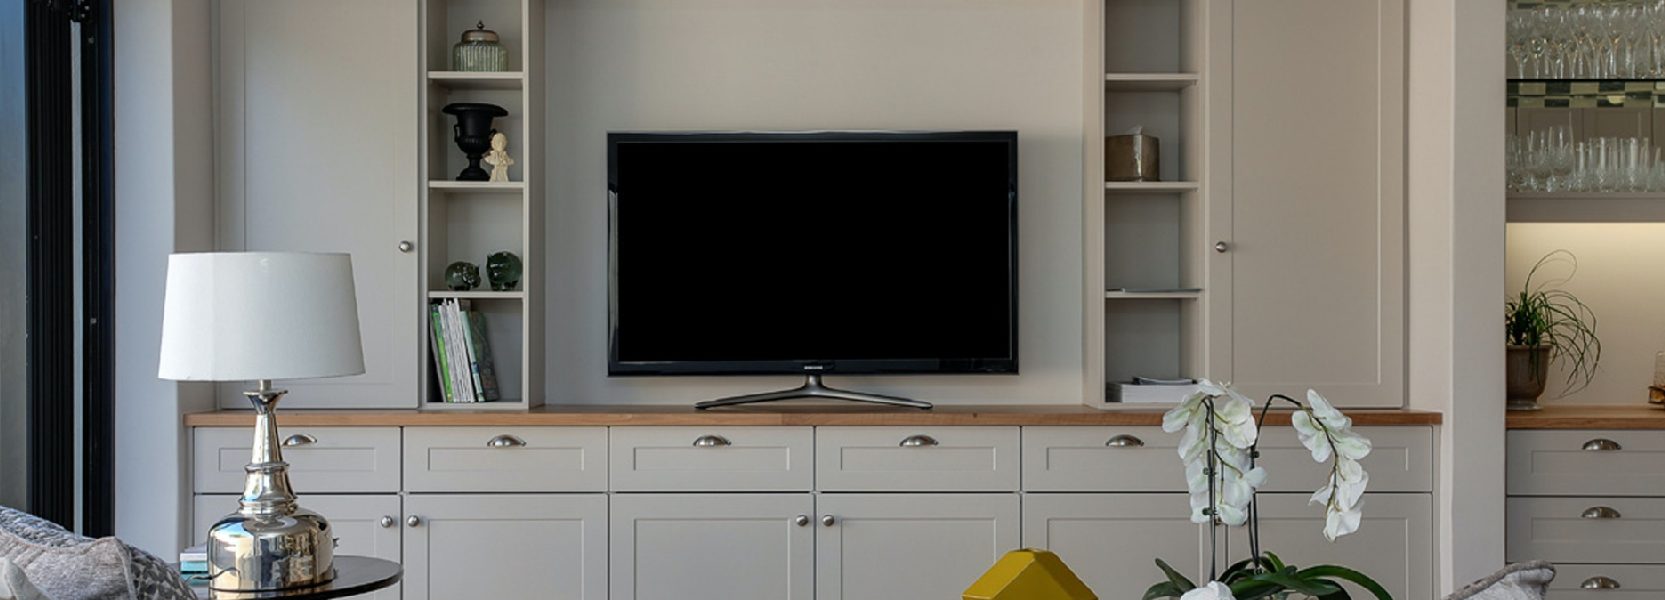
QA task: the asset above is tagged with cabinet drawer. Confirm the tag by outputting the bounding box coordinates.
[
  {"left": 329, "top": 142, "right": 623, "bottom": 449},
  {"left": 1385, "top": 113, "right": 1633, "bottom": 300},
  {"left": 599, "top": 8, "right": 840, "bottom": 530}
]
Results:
[
  {"left": 609, "top": 427, "right": 813, "bottom": 492},
  {"left": 1507, "top": 497, "right": 1665, "bottom": 564},
  {"left": 1021, "top": 426, "right": 1432, "bottom": 492},
  {"left": 1549, "top": 565, "right": 1665, "bottom": 598},
  {"left": 1508, "top": 430, "right": 1665, "bottom": 496},
  {"left": 403, "top": 427, "right": 607, "bottom": 492},
  {"left": 193, "top": 427, "right": 400, "bottom": 493},
  {"left": 816, "top": 426, "right": 1019, "bottom": 491}
]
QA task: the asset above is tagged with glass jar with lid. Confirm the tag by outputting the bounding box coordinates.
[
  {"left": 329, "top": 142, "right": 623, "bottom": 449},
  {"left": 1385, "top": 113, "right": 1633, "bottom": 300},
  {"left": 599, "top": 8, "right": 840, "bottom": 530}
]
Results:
[{"left": 452, "top": 21, "right": 508, "bottom": 72}]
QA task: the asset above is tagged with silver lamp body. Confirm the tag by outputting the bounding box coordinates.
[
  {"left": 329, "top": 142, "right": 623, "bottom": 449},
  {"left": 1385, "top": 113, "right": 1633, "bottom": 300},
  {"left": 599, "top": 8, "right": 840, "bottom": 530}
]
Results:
[{"left": 207, "top": 382, "right": 336, "bottom": 591}]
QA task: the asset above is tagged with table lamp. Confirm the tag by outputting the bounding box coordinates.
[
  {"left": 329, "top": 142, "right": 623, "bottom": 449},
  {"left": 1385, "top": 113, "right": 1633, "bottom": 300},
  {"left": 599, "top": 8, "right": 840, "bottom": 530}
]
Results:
[{"left": 158, "top": 252, "right": 365, "bottom": 592}]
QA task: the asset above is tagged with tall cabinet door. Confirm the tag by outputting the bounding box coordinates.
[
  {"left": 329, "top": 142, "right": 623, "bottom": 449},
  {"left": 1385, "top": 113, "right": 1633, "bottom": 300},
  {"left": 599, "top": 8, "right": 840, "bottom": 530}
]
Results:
[
  {"left": 1233, "top": 494, "right": 1434, "bottom": 600},
  {"left": 815, "top": 493, "right": 1019, "bottom": 600},
  {"left": 1022, "top": 494, "right": 1206, "bottom": 594},
  {"left": 610, "top": 494, "right": 814, "bottom": 600},
  {"left": 193, "top": 495, "right": 403, "bottom": 600},
  {"left": 214, "top": 0, "right": 419, "bottom": 408},
  {"left": 403, "top": 494, "right": 607, "bottom": 600},
  {"left": 1212, "top": 0, "right": 1405, "bottom": 407}
]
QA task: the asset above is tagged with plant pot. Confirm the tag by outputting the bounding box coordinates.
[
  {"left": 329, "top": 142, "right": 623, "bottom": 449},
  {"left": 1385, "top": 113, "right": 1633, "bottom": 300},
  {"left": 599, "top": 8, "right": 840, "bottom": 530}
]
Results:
[{"left": 1506, "top": 344, "right": 1551, "bottom": 411}]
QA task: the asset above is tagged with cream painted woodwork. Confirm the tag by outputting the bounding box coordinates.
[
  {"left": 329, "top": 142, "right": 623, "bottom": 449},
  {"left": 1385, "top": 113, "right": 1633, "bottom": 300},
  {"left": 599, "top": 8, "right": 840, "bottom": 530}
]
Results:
[
  {"left": 814, "top": 493, "right": 1019, "bottom": 600},
  {"left": 192, "top": 427, "right": 401, "bottom": 493},
  {"left": 1211, "top": 0, "right": 1406, "bottom": 407},
  {"left": 1235, "top": 493, "right": 1434, "bottom": 600},
  {"left": 213, "top": 0, "right": 419, "bottom": 409},
  {"left": 813, "top": 426, "right": 1019, "bottom": 492},
  {"left": 609, "top": 494, "right": 814, "bottom": 600},
  {"left": 403, "top": 494, "right": 607, "bottom": 600},
  {"left": 608, "top": 426, "right": 813, "bottom": 492},
  {"left": 402, "top": 426, "right": 607, "bottom": 492},
  {"left": 1506, "top": 497, "right": 1665, "bottom": 564},
  {"left": 1507, "top": 430, "right": 1665, "bottom": 497},
  {"left": 1548, "top": 565, "right": 1665, "bottom": 598},
  {"left": 1022, "top": 493, "right": 1204, "bottom": 594},
  {"left": 1253, "top": 426, "right": 1433, "bottom": 493},
  {"left": 192, "top": 495, "right": 402, "bottom": 600}
]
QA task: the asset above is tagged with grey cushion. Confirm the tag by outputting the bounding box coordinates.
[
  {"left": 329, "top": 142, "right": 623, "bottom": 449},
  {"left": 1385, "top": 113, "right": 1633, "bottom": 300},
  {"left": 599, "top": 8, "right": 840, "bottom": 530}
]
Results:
[
  {"left": 1444, "top": 561, "right": 1555, "bottom": 600},
  {"left": 0, "top": 558, "right": 50, "bottom": 600},
  {"left": 0, "top": 506, "right": 192, "bottom": 600}
]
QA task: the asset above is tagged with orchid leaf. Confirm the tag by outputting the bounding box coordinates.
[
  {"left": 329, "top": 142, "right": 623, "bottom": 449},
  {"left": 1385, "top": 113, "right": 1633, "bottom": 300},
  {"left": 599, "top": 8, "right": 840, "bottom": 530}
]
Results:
[
  {"left": 1155, "top": 558, "right": 1197, "bottom": 592},
  {"left": 1142, "top": 581, "right": 1185, "bottom": 600},
  {"left": 1251, "top": 572, "right": 1341, "bottom": 597},
  {"left": 1299, "top": 565, "right": 1394, "bottom": 600}
]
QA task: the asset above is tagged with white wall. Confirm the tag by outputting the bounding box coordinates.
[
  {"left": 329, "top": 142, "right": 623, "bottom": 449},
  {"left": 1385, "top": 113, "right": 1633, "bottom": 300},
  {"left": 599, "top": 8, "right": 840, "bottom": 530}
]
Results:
[
  {"left": 113, "top": 0, "right": 215, "bottom": 556},
  {"left": 543, "top": 0, "right": 1085, "bottom": 405},
  {"left": 1406, "top": 0, "right": 1506, "bottom": 591}
]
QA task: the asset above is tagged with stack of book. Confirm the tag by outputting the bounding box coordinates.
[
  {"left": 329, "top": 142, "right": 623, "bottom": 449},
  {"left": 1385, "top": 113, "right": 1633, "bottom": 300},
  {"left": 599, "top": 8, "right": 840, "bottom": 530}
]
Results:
[
  {"left": 179, "top": 544, "right": 207, "bottom": 575},
  {"left": 429, "top": 298, "right": 501, "bottom": 402}
]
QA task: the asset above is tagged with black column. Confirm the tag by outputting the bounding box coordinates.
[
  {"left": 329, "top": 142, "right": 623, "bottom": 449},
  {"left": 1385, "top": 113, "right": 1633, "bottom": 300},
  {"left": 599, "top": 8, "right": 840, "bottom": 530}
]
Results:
[{"left": 78, "top": 0, "right": 115, "bottom": 538}]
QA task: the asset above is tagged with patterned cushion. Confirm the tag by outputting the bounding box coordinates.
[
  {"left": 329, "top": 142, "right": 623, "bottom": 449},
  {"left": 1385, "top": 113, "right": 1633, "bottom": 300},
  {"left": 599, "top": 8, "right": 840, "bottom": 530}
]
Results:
[
  {"left": 1444, "top": 561, "right": 1555, "bottom": 600},
  {"left": 0, "top": 506, "right": 194, "bottom": 600},
  {"left": 0, "top": 558, "right": 50, "bottom": 600}
]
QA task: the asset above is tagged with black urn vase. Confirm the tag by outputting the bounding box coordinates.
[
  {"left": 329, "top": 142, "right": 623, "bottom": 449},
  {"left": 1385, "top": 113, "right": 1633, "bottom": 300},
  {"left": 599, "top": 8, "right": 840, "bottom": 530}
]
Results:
[{"left": 442, "top": 102, "right": 509, "bottom": 181}]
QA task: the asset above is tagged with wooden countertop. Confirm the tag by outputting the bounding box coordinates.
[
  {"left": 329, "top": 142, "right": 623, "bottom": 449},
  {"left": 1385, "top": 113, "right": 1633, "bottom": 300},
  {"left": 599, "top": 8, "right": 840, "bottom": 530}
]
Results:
[
  {"left": 1506, "top": 404, "right": 1665, "bottom": 429},
  {"left": 184, "top": 404, "right": 1442, "bottom": 427}
]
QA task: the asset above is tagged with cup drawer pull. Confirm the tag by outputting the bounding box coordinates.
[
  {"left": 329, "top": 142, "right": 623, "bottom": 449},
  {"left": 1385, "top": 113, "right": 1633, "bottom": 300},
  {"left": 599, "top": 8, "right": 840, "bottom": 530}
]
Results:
[
  {"left": 281, "top": 434, "right": 317, "bottom": 447},
  {"left": 1581, "top": 506, "right": 1622, "bottom": 520},
  {"left": 486, "top": 434, "right": 527, "bottom": 448},
  {"left": 899, "top": 434, "right": 939, "bottom": 448},
  {"left": 1582, "top": 438, "right": 1623, "bottom": 452},
  {"left": 1105, "top": 434, "right": 1145, "bottom": 448},
  {"left": 1581, "top": 576, "right": 1621, "bottom": 589},
  {"left": 693, "top": 434, "right": 732, "bottom": 447}
]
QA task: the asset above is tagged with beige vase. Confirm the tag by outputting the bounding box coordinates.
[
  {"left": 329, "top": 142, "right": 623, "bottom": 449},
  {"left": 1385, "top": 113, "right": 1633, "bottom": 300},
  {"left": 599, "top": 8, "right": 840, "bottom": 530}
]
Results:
[{"left": 1506, "top": 345, "right": 1552, "bottom": 411}]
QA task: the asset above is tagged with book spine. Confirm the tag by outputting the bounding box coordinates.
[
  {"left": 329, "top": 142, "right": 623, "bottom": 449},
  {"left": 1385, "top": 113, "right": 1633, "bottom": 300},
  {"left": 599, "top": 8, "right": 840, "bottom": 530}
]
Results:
[
  {"left": 442, "top": 300, "right": 471, "bottom": 402},
  {"left": 457, "top": 300, "right": 486, "bottom": 401},
  {"left": 428, "top": 304, "right": 454, "bottom": 402},
  {"left": 468, "top": 311, "right": 501, "bottom": 401}
]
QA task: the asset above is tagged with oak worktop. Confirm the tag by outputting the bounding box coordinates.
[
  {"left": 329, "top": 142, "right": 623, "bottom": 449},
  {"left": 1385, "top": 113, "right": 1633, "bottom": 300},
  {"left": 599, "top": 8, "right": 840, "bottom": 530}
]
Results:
[
  {"left": 184, "top": 404, "right": 1443, "bottom": 427},
  {"left": 1505, "top": 404, "right": 1665, "bottom": 429}
]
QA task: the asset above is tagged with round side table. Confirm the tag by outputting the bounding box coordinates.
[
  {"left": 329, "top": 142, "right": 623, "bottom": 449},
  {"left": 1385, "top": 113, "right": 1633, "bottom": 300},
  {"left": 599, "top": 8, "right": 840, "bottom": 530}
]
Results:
[{"left": 183, "top": 556, "right": 401, "bottom": 600}]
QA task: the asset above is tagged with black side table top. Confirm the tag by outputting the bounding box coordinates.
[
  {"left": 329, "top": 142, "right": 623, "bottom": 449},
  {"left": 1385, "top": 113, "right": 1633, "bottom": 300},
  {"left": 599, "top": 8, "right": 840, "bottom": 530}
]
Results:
[{"left": 183, "top": 556, "right": 402, "bottom": 600}]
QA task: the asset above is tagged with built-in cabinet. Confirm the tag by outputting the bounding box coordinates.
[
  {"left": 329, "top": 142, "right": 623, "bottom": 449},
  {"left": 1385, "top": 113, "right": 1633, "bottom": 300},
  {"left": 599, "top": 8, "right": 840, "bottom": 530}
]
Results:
[
  {"left": 1085, "top": 0, "right": 1407, "bottom": 408},
  {"left": 402, "top": 494, "right": 606, "bottom": 600},
  {"left": 609, "top": 494, "right": 815, "bottom": 600}
]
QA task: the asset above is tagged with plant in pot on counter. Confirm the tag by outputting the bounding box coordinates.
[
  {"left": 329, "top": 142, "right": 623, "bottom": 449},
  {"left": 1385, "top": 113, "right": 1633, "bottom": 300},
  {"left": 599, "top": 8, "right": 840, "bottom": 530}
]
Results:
[
  {"left": 1505, "top": 249, "right": 1601, "bottom": 411},
  {"left": 1142, "top": 381, "right": 1392, "bottom": 600}
]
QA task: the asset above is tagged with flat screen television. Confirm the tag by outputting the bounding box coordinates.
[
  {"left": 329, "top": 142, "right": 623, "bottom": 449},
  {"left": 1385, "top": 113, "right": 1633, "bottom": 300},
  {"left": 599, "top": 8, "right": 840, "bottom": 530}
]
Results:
[{"left": 607, "top": 131, "right": 1018, "bottom": 405}]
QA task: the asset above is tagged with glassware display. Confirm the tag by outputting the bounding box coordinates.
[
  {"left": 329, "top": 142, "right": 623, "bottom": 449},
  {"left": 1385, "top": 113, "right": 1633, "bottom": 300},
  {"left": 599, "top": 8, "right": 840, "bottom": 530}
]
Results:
[
  {"left": 1507, "top": 126, "right": 1665, "bottom": 192},
  {"left": 1507, "top": 1, "right": 1665, "bottom": 79}
]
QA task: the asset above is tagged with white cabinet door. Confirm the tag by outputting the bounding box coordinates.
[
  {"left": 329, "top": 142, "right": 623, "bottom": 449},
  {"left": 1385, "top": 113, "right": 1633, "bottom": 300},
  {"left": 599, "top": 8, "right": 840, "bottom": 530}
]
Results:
[
  {"left": 1233, "top": 493, "right": 1433, "bottom": 600},
  {"left": 403, "top": 494, "right": 606, "bottom": 600},
  {"left": 213, "top": 0, "right": 418, "bottom": 408},
  {"left": 816, "top": 493, "right": 1019, "bottom": 600},
  {"left": 1023, "top": 494, "right": 1205, "bottom": 596},
  {"left": 609, "top": 494, "right": 813, "bottom": 600},
  {"left": 193, "top": 494, "right": 402, "bottom": 600},
  {"left": 1213, "top": 0, "right": 1405, "bottom": 407}
]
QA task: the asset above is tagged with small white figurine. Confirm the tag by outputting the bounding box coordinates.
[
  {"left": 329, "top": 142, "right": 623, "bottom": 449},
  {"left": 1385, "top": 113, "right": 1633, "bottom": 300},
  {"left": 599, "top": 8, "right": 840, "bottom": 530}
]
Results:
[{"left": 485, "top": 132, "right": 514, "bottom": 182}]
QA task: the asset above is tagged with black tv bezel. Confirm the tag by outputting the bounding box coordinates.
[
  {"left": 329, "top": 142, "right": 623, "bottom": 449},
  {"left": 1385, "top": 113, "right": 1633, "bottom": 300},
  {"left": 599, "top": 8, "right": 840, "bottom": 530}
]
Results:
[{"left": 606, "top": 130, "right": 1019, "bottom": 377}]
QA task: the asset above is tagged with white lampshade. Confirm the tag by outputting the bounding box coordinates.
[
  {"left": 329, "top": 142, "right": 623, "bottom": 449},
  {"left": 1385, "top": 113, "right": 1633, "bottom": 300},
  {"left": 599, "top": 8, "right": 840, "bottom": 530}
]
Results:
[{"left": 158, "top": 252, "right": 366, "bottom": 382}]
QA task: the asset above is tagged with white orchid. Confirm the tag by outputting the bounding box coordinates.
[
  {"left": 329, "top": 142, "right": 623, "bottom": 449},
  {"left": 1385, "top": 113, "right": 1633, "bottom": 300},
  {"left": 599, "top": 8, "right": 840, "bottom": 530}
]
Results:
[
  {"left": 1292, "top": 390, "right": 1373, "bottom": 541},
  {"left": 1165, "top": 380, "right": 1263, "bottom": 526},
  {"left": 1180, "top": 581, "right": 1236, "bottom": 600}
]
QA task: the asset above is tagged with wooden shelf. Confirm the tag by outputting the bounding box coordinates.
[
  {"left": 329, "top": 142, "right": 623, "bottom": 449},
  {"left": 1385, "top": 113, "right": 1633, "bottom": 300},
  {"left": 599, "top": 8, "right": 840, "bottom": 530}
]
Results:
[
  {"left": 428, "top": 180, "right": 525, "bottom": 192},
  {"left": 1104, "top": 181, "right": 1199, "bottom": 194},
  {"left": 427, "top": 290, "right": 525, "bottom": 300},
  {"left": 1105, "top": 290, "right": 1201, "bottom": 300},
  {"left": 1103, "top": 73, "right": 1199, "bottom": 92},
  {"left": 419, "top": 399, "right": 531, "bottom": 412},
  {"left": 1507, "top": 192, "right": 1665, "bottom": 222},
  {"left": 427, "top": 71, "right": 525, "bottom": 90}
]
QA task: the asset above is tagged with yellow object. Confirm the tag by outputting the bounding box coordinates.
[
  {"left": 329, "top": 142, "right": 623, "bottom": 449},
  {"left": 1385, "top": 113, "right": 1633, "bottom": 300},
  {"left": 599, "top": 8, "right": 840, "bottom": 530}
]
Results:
[{"left": 963, "top": 548, "right": 1098, "bottom": 600}]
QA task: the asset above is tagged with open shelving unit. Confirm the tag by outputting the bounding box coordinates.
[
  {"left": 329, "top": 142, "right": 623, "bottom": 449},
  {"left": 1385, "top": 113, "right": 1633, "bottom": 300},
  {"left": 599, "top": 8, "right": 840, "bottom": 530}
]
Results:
[
  {"left": 1083, "top": 0, "right": 1210, "bottom": 409},
  {"left": 418, "top": 0, "right": 544, "bottom": 410}
]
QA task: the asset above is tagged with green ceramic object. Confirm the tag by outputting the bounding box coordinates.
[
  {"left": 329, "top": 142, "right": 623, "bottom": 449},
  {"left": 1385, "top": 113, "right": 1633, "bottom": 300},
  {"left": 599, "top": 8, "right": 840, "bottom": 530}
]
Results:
[
  {"left": 486, "top": 251, "right": 522, "bottom": 291},
  {"left": 445, "top": 261, "right": 481, "bottom": 291}
]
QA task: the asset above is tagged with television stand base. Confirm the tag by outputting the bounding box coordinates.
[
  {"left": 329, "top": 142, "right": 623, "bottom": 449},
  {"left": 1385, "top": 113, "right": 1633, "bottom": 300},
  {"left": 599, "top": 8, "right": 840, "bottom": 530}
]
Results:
[{"left": 694, "top": 374, "right": 933, "bottom": 410}]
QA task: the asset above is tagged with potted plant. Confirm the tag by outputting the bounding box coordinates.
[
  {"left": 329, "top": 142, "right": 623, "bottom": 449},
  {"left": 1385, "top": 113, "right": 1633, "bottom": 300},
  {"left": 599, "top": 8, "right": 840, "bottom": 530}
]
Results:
[
  {"left": 1505, "top": 249, "right": 1600, "bottom": 411},
  {"left": 1143, "top": 382, "right": 1392, "bottom": 600}
]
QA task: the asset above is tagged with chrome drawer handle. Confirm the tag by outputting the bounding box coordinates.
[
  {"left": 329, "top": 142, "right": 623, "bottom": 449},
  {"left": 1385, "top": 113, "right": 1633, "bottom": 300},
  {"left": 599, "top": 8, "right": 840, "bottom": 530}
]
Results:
[
  {"left": 693, "top": 434, "right": 731, "bottom": 447},
  {"left": 281, "top": 434, "right": 317, "bottom": 447},
  {"left": 379, "top": 516, "right": 396, "bottom": 529},
  {"left": 1581, "top": 506, "right": 1622, "bottom": 520},
  {"left": 794, "top": 515, "right": 810, "bottom": 527},
  {"left": 1581, "top": 576, "right": 1621, "bottom": 589},
  {"left": 1106, "top": 434, "right": 1146, "bottom": 448},
  {"left": 486, "top": 434, "right": 527, "bottom": 448},
  {"left": 1583, "top": 438, "right": 1623, "bottom": 452},
  {"left": 899, "top": 434, "right": 939, "bottom": 448}
]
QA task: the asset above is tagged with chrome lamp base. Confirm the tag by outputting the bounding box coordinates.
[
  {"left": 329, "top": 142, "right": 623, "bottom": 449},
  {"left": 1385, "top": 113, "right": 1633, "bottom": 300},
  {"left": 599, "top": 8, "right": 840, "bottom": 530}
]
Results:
[{"left": 207, "top": 381, "right": 336, "bottom": 592}]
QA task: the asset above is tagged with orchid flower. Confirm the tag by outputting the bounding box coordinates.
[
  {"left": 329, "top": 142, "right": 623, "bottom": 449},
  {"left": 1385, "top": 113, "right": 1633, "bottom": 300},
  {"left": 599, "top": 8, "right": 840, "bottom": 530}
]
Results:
[
  {"left": 1165, "top": 380, "right": 1264, "bottom": 526},
  {"left": 1292, "top": 389, "right": 1373, "bottom": 541},
  {"left": 1180, "top": 581, "right": 1236, "bottom": 600}
]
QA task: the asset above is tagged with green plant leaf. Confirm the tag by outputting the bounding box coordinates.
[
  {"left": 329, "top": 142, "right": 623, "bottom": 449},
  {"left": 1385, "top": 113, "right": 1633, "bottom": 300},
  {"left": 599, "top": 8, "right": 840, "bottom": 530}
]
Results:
[
  {"left": 1227, "top": 579, "right": 1282, "bottom": 600},
  {"left": 1142, "top": 581, "right": 1185, "bottom": 600},
  {"left": 1317, "top": 585, "right": 1355, "bottom": 600},
  {"left": 1155, "top": 558, "right": 1197, "bottom": 593},
  {"left": 1298, "top": 566, "right": 1394, "bottom": 600},
  {"left": 1251, "top": 572, "right": 1341, "bottom": 597},
  {"left": 1263, "top": 551, "right": 1287, "bottom": 573}
]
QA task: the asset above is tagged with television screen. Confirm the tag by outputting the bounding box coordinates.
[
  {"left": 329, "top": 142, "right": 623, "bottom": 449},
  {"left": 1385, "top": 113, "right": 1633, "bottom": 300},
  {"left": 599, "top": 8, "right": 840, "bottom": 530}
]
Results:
[{"left": 607, "top": 131, "right": 1017, "bottom": 375}]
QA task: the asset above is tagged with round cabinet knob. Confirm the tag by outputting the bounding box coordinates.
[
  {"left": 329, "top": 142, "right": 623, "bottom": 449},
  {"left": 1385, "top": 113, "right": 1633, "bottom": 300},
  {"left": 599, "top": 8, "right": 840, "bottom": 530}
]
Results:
[
  {"left": 398, "top": 240, "right": 415, "bottom": 253},
  {"left": 406, "top": 515, "right": 422, "bottom": 528},
  {"left": 899, "top": 434, "right": 939, "bottom": 448},
  {"left": 794, "top": 515, "right": 810, "bottom": 527},
  {"left": 379, "top": 516, "right": 396, "bottom": 528},
  {"left": 281, "top": 433, "right": 317, "bottom": 447},
  {"left": 693, "top": 434, "right": 732, "bottom": 448},
  {"left": 1214, "top": 241, "right": 1229, "bottom": 253},
  {"left": 486, "top": 434, "right": 527, "bottom": 448},
  {"left": 1105, "top": 434, "right": 1145, "bottom": 448},
  {"left": 1581, "top": 576, "right": 1621, "bottom": 589},
  {"left": 821, "top": 515, "right": 836, "bottom": 527}
]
